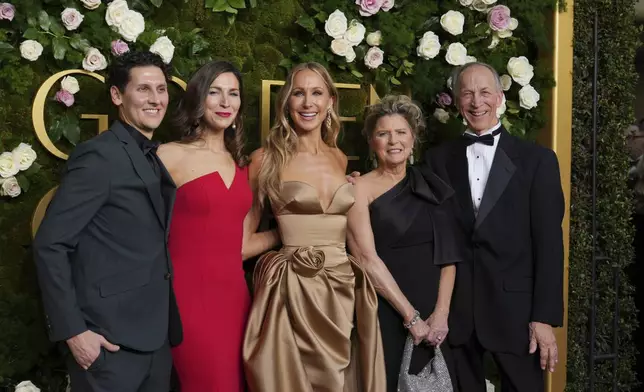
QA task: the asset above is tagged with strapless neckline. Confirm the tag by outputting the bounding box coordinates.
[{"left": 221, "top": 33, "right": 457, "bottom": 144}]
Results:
[{"left": 280, "top": 181, "right": 352, "bottom": 214}]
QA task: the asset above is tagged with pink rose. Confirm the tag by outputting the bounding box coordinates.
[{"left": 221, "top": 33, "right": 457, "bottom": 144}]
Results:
[
  {"left": 487, "top": 5, "right": 511, "bottom": 31},
  {"left": 55, "top": 89, "right": 74, "bottom": 107},
  {"left": 111, "top": 39, "right": 129, "bottom": 56},
  {"left": 0, "top": 3, "right": 15, "bottom": 21},
  {"left": 381, "top": 0, "right": 394, "bottom": 12},
  {"left": 436, "top": 92, "right": 452, "bottom": 108},
  {"left": 356, "top": 0, "right": 383, "bottom": 16}
]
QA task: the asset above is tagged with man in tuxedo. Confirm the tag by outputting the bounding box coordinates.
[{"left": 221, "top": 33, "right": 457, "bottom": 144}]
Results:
[
  {"left": 33, "top": 51, "right": 181, "bottom": 392},
  {"left": 424, "top": 62, "right": 564, "bottom": 391}
]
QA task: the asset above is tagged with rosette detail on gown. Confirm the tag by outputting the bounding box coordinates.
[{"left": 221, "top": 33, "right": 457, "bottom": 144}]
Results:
[{"left": 243, "top": 181, "right": 386, "bottom": 392}]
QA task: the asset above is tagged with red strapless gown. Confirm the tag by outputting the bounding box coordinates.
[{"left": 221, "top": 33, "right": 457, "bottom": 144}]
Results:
[{"left": 169, "top": 166, "right": 252, "bottom": 391}]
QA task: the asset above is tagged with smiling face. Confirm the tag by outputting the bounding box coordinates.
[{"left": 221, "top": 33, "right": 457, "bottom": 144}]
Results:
[
  {"left": 201, "top": 72, "right": 241, "bottom": 132},
  {"left": 110, "top": 65, "right": 168, "bottom": 135},
  {"left": 287, "top": 69, "right": 335, "bottom": 134},
  {"left": 370, "top": 114, "right": 415, "bottom": 167},
  {"left": 456, "top": 64, "right": 503, "bottom": 134}
]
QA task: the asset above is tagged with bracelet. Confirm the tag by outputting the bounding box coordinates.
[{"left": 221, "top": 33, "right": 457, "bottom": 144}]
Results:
[{"left": 403, "top": 310, "right": 421, "bottom": 329}]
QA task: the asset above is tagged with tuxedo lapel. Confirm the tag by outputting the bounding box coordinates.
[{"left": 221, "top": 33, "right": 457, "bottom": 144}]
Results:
[
  {"left": 112, "top": 122, "right": 165, "bottom": 228},
  {"left": 475, "top": 132, "right": 517, "bottom": 230},
  {"left": 160, "top": 162, "right": 176, "bottom": 235},
  {"left": 447, "top": 142, "right": 476, "bottom": 228}
]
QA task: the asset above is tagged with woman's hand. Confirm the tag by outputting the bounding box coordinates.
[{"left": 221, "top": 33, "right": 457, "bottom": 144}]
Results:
[
  {"left": 408, "top": 316, "right": 431, "bottom": 345},
  {"left": 425, "top": 310, "right": 449, "bottom": 346}
]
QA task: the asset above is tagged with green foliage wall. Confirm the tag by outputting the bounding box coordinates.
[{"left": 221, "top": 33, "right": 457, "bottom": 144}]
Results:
[{"left": 566, "top": 0, "right": 640, "bottom": 390}]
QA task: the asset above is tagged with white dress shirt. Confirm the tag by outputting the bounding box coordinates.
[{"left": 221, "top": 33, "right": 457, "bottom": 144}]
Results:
[{"left": 465, "top": 122, "right": 502, "bottom": 215}]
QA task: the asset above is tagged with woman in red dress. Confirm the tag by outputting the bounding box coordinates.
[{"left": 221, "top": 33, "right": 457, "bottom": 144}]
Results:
[{"left": 158, "top": 61, "right": 279, "bottom": 391}]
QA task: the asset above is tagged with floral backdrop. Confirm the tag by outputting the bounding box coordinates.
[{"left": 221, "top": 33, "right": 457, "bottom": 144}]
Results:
[{"left": 0, "top": 0, "right": 561, "bottom": 390}]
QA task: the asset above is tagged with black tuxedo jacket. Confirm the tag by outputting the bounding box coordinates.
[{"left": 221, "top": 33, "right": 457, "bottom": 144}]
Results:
[
  {"left": 33, "top": 121, "right": 182, "bottom": 352},
  {"left": 423, "top": 128, "right": 564, "bottom": 355}
]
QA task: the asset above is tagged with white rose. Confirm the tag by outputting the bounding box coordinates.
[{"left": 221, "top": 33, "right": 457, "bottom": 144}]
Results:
[
  {"left": 344, "top": 20, "right": 366, "bottom": 46},
  {"left": 445, "top": 42, "right": 468, "bottom": 66},
  {"left": 330, "top": 38, "right": 351, "bottom": 57},
  {"left": 440, "top": 10, "right": 465, "bottom": 36},
  {"left": 61, "top": 8, "right": 84, "bottom": 31},
  {"left": 488, "top": 34, "right": 500, "bottom": 49},
  {"left": 447, "top": 76, "right": 453, "bottom": 90},
  {"left": 496, "top": 94, "right": 506, "bottom": 117},
  {"left": 459, "top": 0, "right": 473, "bottom": 5},
  {"left": 14, "top": 380, "right": 39, "bottom": 392},
  {"left": 471, "top": 0, "right": 489, "bottom": 12},
  {"left": 465, "top": 55, "right": 477, "bottom": 63},
  {"left": 117, "top": 10, "right": 145, "bottom": 42},
  {"left": 105, "top": 0, "right": 129, "bottom": 27},
  {"left": 345, "top": 46, "right": 356, "bottom": 63},
  {"left": 509, "top": 17, "right": 518, "bottom": 30},
  {"left": 507, "top": 56, "right": 534, "bottom": 86},
  {"left": 80, "top": 0, "right": 101, "bottom": 10},
  {"left": 60, "top": 76, "right": 80, "bottom": 95},
  {"left": 19, "top": 40, "right": 43, "bottom": 62},
  {"left": 366, "top": 30, "right": 382, "bottom": 46},
  {"left": 0, "top": 152, "right": 18, "bottom": 178},
  {"left": 500, "top": 74, "right": 512, "bottom": 91},
  {"left": 481, "top": 0, "right": 497, "bottom": 4},
  {"left": 12, "top": 143, "right": 37, "bottom": 171},
  {"left": 433, "top": 108, "right": 450, "bottom": 124},
  {"left": 416, "top": 31, "right": 440, "bottom": 60},
  {"left": 519, "top": 85, "right": 540, "bottom": 109},
  {"left": 324, "top": 9, "right": 347, "bottom": 39},
  {"left": 498, "top": 29, "right": 513, "bottom": 38},
  {"left": 364, "top": 46, "right": 384, "bottom": 69},
  {"left": 82, "top": 48, "right": 108, "bottom": 71},
  {"left": 0, "top": 176, "right": 21, "bottom": 198},
  {"left": 150, "top": 36, "right": 174, "bottom": 64}
]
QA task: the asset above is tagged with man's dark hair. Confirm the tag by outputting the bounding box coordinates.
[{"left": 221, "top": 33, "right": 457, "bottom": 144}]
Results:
[{"left": 106, "top": 51, "right": 172, "bottom": 92}]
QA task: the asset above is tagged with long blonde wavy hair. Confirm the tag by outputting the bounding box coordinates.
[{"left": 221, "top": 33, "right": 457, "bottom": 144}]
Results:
[{"left": 257, "top": 62, "right": 341, "bottom": 205}]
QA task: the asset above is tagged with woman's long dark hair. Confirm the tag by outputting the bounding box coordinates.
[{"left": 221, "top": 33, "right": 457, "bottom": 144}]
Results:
[{"left": 174, "top": 60, "right": 247, "bottom": 166}]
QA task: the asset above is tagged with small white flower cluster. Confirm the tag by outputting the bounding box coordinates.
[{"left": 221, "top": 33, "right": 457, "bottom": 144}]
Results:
[
  {"left": 0, "top": 143, "right": 38, "bottom": 199},
  {"left": 325, "top": 9, "right": 385, "bottom": 69},
  {"left": 105, "top": 0, "right": 144, "bottom": 42}
]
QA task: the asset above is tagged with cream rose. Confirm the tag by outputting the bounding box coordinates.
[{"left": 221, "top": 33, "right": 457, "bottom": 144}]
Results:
[
  {"left": 344, "top": 20, "right": 366, "bottom": 46},
  {"left": 0, "top": 176, "right": 21, "bottom": 198},
  {"left": 12, "top": 143, "right": 37, "bottom": 171},
  {"left": 440, "top": 10, "right": 465, "bottom": 36},
  {"left": 19, "top": 40, "right": 43, "bottom": 62},
  {"left": 445, "top": 43, "right": 468, "bottom": 66},
  {"left": 416, "top": 31, "right": 440, "bottom": 60},
  {"left": 509, "top": 17, "right": 518, "bottom": 30},
  {"left": 61, "top": 76, "right": 80, "bottom": 95},
  {"left": 105, "top": 0, "right": 128, "bottom": 27},
  {"left": 61, "top": 8, "right": 84, "bottom": 31},
  {"left": 366, "top": 30, "right": 382, "bottom": 46},
  {"left": 459, "top": 0, "right": 473, "bottom": 5},
  {"left": 345, "top": 46, "right": 356, "bottom": 63},
  {"left": 488, "top": 34, "right": 500, "bottom": 49},
  {"left": 80, "top": 0, "right": 101, "bottom": 10},
  {"left": 500, "top": 74, "right": 512, "bottom": 91},
  {"left": 507, "top": 56, "right": 534, "bottom": 86},
  {"left": 471, "top": 0, "right": 489, "bottom": 12},
  {"left": 496, "top": 94, "right": 506, "bottom": 117},
  {"left": 150, "top": 36, "right": 174, "bottom": 64},
  {"left": 481, "top": 0, "right": 497, "bottom": 4},
  {"left": 324, "top": 9, "right": 347, "bottom": 39},
  {"left": 117, "top": 10, "right": 145, "bottom": 42},
  {"left": 82, "top": 48, "right": 107, "bottom": 71},
  {"left": 465, "top": 55, "right": 477, "bottom": 64},
  {"left": 519, "top": 85, "right": 540, "bottom": 109},
  {"left": 14, "top": 381, "right": 39, "bottom": 392},
  {"left": 498, "top": 29, "right": 513, "bottom": 38},
  {"left": 0, "top": 152, "right": 18, "bottom": 178},
  {"left": 330, "top": 38, "right": 351, "bottom": 57},
  {"left": 364, "top": 46, "right": 384, "bottom": 69},
  {"left": 433, "top": 108, "right": 450, "bottom": 124}
]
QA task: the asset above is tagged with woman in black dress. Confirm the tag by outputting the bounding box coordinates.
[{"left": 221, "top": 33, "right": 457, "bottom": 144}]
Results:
[{"left": 347, "top": 95, "right": 461, "bottom": 391}]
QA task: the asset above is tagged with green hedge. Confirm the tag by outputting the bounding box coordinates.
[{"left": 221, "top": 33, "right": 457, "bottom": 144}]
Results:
[{"left": 566, "top": 0, "right": 639, "bottom": 390}]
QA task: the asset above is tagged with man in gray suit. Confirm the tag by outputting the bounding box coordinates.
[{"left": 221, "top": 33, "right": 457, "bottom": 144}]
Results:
[{"left": 33, "top": 51, "right": 181, "bottom": 392}]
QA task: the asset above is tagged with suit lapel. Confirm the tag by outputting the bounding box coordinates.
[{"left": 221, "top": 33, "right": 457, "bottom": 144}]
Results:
[
  {"left": 112, "top": 122, "right": 165, "bottom": 228},
  {"left": 446, "top": 142, "right": 476, "bottom": 228},
  {"left": 475, "top": 131, "right": 517, "bottom": 230},
  {"left": 160, "top": 163, "right": 176, "bottom": 235}
]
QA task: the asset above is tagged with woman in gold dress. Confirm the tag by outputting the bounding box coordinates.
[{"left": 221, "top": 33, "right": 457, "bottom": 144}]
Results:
[{"left": 242, "top": 62, "right": 386, "bottom": 392}]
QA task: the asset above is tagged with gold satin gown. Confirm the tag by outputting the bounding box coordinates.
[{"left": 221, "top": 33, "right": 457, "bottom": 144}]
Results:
[{"left": 243, "top": 181, "right": 386, "bottom": 392}]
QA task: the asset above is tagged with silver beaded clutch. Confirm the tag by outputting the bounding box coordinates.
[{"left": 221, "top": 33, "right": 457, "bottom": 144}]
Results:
[{"left": 397, "top": 335, "right": 453, "bottom": 392}]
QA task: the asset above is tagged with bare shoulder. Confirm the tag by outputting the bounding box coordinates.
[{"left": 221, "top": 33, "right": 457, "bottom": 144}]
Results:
[
  {"left": 247, "top": 147, "right": 265, "bottom": 179},
  {"left": 352, "top": 171, "right": 377, "bottom": 197},
  {"left": 329, "top": 147, "right": 348, "bottom": 169},
  {"left": 157, "top": 142, "right": 188, "bottom": 168}
]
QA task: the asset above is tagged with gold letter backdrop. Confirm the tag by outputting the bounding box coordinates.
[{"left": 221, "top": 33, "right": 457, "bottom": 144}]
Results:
[{"left": 30, "top": 74, "right": 379, "bottom": 236}]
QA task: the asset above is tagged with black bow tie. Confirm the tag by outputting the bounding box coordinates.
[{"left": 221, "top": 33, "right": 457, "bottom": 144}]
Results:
[
  {"left": 462, "top": 128, "right": 502, "bottom": 146},
  {"left": 142, "top": 139, "right": 160, "bottom": 155}
]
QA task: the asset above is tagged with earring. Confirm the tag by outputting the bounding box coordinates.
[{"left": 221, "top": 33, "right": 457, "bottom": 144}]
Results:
[
  {"left": 232, "top": 123, "right": 237, "bottom": 130},
  {"left": 370, "top": 151, "right": 378, "bottom": 169},
  {"left": 408, "top": 149, "right": 414, "bottom": 165},
  {"left": 326, "top": 109, "right": 332, "bottom": 130}
]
